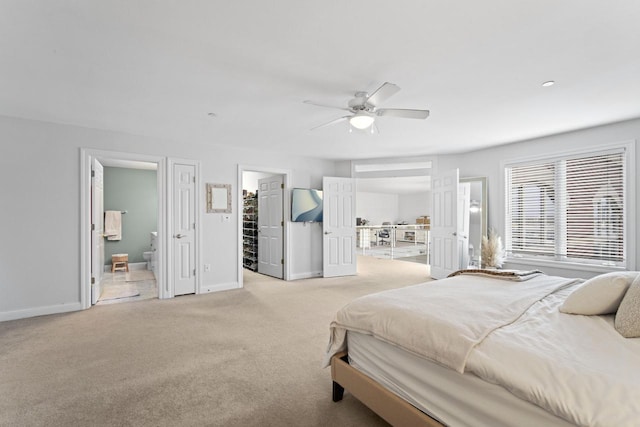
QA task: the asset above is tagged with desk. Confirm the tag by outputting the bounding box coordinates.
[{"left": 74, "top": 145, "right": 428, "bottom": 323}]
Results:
[{"left": 356, "top": 225, "right": 429, "bottom": 248}]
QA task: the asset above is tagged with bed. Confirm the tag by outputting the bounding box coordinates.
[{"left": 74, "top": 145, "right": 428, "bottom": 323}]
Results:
[{"left": 325, "top": 270, "right": 640, "bottom": 427}]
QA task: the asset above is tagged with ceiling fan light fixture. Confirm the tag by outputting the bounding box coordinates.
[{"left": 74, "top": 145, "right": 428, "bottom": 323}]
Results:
[{"left": 349, "top": 112, "right": 375, "bottom": 130}]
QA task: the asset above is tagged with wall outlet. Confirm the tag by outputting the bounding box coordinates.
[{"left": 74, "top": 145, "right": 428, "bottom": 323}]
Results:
[{"left": 204, "top": 264, "right": 211, "bottom": 272}]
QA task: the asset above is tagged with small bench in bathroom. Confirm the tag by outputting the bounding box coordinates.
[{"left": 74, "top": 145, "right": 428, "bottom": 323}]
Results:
[{"left": 112, "top": 253, "right": 129, "bottom": 273}]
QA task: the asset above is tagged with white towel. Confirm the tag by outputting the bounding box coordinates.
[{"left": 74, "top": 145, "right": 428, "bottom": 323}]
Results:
[{"left": 104, "top": 211, "right": 122, "bottom": 241}]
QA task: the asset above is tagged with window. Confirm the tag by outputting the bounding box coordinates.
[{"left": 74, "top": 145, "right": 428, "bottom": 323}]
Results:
[{"left": 505, "top": 148, "right": 627, "bottom": 267}]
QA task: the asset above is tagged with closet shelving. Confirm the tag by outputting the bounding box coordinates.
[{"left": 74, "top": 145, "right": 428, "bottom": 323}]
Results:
[{"left": 243, "top": 191, "right": 258, "bottom": 271}]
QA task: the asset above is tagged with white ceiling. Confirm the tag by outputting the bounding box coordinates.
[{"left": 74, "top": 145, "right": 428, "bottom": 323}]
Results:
[{"left": 2, "top": 1, "right": 640, "bottom": 161}]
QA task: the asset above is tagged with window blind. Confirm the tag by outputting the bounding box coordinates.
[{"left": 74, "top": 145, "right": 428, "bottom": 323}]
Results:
[{"left": 506, "top": 150, "right": 625, "bottom": 266}]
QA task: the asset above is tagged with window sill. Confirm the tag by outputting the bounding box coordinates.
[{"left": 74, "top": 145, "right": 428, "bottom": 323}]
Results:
[{"left": 504, "top": 257, "right": 627, "bottom": 274}]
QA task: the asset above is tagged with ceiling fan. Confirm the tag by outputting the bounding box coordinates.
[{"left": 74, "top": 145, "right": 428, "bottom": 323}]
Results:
[{"left": 303, "top": 82, "right": 430, "bottom": 132}]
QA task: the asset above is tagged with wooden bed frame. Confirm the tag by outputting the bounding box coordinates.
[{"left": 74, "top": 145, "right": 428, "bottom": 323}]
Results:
[{"left": 331, "top": 351, "right": 444, "bottom": 427}]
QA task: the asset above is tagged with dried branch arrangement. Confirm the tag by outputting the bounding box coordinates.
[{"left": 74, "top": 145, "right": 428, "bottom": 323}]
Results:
[{"left": 481, "top": 229, "right": 505, "bottom": 268}]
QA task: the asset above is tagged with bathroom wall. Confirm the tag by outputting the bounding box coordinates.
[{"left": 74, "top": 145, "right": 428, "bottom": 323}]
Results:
[{"left": 103, "top": 167, "right": 158, "bottom": 265}]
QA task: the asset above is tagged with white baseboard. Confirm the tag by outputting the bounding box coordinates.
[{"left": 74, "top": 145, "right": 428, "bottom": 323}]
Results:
[
  {"left": 289, "top": 270, "right": 323, "bottom": 280},
  {"left": 199, "top": 282, "right": 240, "bottom": 294},
  {"left": 103, "top": 262, "right": 148, "bottom": 272},
  {"left": 0, "top": 302, "right": 84, "bottom": 322}
]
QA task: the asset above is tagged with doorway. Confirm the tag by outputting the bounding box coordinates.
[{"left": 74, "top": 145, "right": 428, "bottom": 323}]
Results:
[
  {"left": 81, "top": 149, "right": 167, "bottom": 309},
  {"left": 354, "top": 176, "right": 431, "bottom": 268},
  {"left": 238, "top": 166, "right": 291, "bottom": 285},
  {"left": 96, "top": 160, "right": 159, "bottom": 304}
]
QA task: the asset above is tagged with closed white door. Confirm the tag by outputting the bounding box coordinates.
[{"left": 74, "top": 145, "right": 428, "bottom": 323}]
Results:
[
  {"left": 430, "top": 169, "right": 459, "bottom": 279},
  {"left": 91, "top": 159, "right": 104, "bottom": 304},
  {"left": 323, "top": 177, "right": 357, "bottom": 277},
  {"left": 258, "top": 175, "right": 284, "bottom": 279},
  {"left": 173, "top": 163, "right": 196, "bottom": 295}
]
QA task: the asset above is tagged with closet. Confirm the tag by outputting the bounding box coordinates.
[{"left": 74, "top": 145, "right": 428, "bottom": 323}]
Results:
[{"left": 242, "top": 191, "right": 258, "bottom": 271}]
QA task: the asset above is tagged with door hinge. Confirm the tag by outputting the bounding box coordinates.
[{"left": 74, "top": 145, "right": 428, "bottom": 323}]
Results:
[
  {"left": 91, "top": 223, "right": 95, "bottom": 231},
  {"left": 193, "top": 176, "right": 196, "bottom": 183},
  {"left": 91, "top": 277, "right": 95, "bottom": 285},
  {"left": 91, "top": 170, "right": 95, "bottom": 178},
  {"left": 281, "top": 183, "right": 284, "bottom": 189},
  {"left": 281, "top": 258, "right": 284, "bottom": 265},
  {"left": 281, "top": 221, "right": 284, "bottom": 227},
  {"left": 193, "top": 269, "right": 196, "bottom": 276}
]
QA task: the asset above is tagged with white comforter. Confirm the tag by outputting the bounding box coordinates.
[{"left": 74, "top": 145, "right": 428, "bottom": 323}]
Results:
[
  {"left": 325, "top": 274, "right": 577, "bottom": 372},
  {"left": 467, "top": 285, "right": 640, "bottom": 427},
  {"left": 325, "top": 274, "right": 640, "bottom": 426}
]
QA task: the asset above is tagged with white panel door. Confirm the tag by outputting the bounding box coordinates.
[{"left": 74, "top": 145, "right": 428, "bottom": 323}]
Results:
[
  {"left": 91, "top": 159, "right": 104, "bottom": 304},
  {"left": 258, "top": 175, "right": 284, "bottom": 279},
  {"left": 173, "top": 163, "right": 196, "bottom": 295},
  {"left": 323, "top": 177, "right": 356, "bottom": 278},
  {"left": 430, "top": 169, "right": 459, "bottom": 279},
  {"left": 458, "top": 182, "right": 471, "bottom": 270}
]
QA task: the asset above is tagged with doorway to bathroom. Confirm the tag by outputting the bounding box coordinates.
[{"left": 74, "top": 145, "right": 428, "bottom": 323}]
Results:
[
  {"left": 81, "top": 149, "right": 167, "bottom": 309},
  {"left": 95, "top": 159, "right": 159, "bottom": 305}
]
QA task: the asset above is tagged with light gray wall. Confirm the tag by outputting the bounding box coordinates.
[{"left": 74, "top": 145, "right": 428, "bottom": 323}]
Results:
[
  {"left": 1, "top": 114, "right": 638, "bottom": 318},
  {"left": 437, "top": 118, "right": 640, "bottom": 279},
  {"left": 242, "top": 171, "right": 273, "bottom": 193},
  {"left": 356, "top": 192, "right": 399, "bottom": 225},
  {"left": 0, "top": 115, "right": 338, "bottom": 317},
  {"left": 398, "top": 192, "right": 430, "bottom": 224},
  {"left": 103, "top": 167, "right": 157, "bottom": 265}
]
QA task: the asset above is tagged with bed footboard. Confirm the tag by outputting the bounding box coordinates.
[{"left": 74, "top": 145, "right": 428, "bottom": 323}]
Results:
[{"left": 330, "top": 351, "right": 444, "bottom": 427}]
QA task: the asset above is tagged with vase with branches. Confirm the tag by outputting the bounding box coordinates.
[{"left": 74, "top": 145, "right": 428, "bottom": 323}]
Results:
[{"left": 481, "top": 229, "right": 505, "bottom": 268}]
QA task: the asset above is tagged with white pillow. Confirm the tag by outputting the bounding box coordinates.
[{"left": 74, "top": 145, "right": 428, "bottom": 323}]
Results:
[
  {"left": 559, "top": 272, "right": 637, "bottom": 315},
  {"left": 615, "top": 274, "right": 640, "bottom": 338}
]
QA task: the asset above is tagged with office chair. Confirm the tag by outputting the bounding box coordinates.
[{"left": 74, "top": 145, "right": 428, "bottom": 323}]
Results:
[{"left": 378, "top": 222, "right": 392, "bottom": 245}]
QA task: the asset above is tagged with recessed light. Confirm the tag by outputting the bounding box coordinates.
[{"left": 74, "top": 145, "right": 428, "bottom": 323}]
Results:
[{"left": 541, "top": 80, "right": 555, "bottom": 87}]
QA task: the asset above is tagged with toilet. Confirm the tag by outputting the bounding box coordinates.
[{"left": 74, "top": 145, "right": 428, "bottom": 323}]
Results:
[{"left": 143, "top": 251, "right": 153, "bottom": 270}]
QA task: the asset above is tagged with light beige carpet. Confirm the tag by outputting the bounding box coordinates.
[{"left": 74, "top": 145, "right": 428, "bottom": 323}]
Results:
[
  {"left": 99, "top": 284, "right": 141, "bottom": 301},
  {"left": 0, "top": 256, "right": 430, "bottom": 427}
]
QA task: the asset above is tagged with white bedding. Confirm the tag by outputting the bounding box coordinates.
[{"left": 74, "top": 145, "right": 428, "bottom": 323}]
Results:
[
  {"left": 325, "top": 274, "right": 578, "bottom": 372},
  {"left": 348, "top": 331, "right": 574, "bottom": 427},
  {"left": 326, "top": 274, "right": 640, "bottom": 426},
  {"left": 467, "top": 285, "right": 640, "bottom": 427}
]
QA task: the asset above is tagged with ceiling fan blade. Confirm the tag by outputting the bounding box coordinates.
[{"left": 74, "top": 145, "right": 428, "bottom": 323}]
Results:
[
  {"left": 376, "top": 108, "right": 430, "bottom": 119},
  {"left": 303, "top": 100, "right": 351, "bottom": 112},
  {"left": 310, "top": 115, "right": 350, "bottom": 130},
  {"left": 365, "top": 82, "right": 400, "bottom": 107}
]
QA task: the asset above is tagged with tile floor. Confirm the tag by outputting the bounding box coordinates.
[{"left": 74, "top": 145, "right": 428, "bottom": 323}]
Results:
[{"left": 96, "top": 269, "right": 158, "bottom": 305}]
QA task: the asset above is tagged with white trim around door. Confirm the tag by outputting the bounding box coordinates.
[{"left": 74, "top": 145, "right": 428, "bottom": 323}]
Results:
[
  {"left": 80, "top": 148, "right": 168, "bottom": 309},
  {"left": 237, "top": 165, "right": 292, "bottom": 287}
]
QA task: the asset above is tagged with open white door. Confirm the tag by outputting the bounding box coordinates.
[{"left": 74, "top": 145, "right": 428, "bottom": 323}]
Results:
[
  {"left": 430, "top": 169, "right": 460, "bottom": 279},
  {"left": 258, "top": 175, "right": 284, "bottom": 279},
  {"left": 91, "top": 159, "right": 105, "bottom": 304},
  {"left": 173, "top": 163, "right": 196, "bottom": 295},
  {"left": 323, "top": 177, "right": 356, "bottom": 278},
  {"left": 458, "top": 182, "right": 471, "bottom": 270}
]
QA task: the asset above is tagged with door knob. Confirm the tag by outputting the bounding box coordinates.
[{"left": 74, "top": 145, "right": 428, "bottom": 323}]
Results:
[
  {"left": 174, "top": 234, "right": 186, "bottom": 239},
  {"left": 324, "top": 231, "right": 332, "bottom": 235},
  {"left": 452, "top": 232, "right": 457, "bottom": 236}
]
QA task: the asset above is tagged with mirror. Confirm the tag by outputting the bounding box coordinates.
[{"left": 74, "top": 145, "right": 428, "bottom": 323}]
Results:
[
  {"left": 460, "top": 177, "right": 487, "bottom": 268},
  {"left": 206, "top": 183, "right": 232, "bottom": 213}
]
